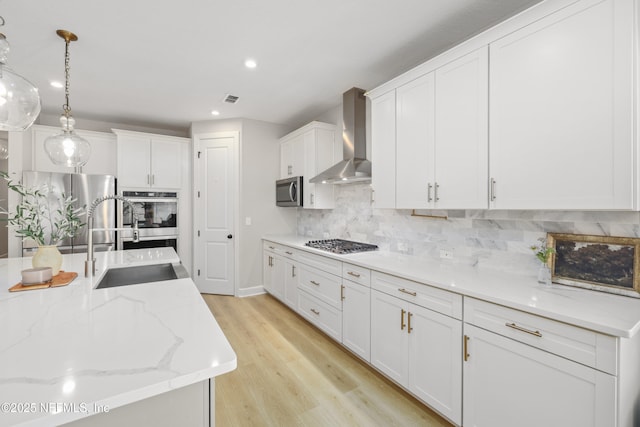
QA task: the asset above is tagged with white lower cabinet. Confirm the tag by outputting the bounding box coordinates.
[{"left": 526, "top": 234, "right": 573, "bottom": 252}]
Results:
[
  {"left": 463, "top": 297, "right": 617, "bottom": 427},
  {"left": 263, "top": 251, "right": 285, "bottom": 301},
  {"left": 341, "top": 279, "right": 371, "bottom": 362},
  {"left": 298, "top": 289, "right": 342, "bottom": 341},
  {"left": 463, "top": 324, "right": 615, "bottom": 427},
  {"left": 283, "top": 259, "right": 298, "bottom": 311},
  {"left": 371, "top": 289, "right": 462, "bottom": 425}
]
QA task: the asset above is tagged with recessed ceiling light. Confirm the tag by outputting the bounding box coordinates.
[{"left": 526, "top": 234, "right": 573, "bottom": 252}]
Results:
[
  {"left": 211, "top": 110, "right": 220, "bottom": 116},
  {"left": 244, "top": 59, "right": 257, "bottom": 69},
  {"left": 50, "top": 81, "right": 63, "bottom": 89}
]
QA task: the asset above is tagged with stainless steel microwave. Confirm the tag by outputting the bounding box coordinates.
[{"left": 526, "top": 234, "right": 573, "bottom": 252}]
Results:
[{"left": 276, "top": 176, "right": 303, "bottom": 207}]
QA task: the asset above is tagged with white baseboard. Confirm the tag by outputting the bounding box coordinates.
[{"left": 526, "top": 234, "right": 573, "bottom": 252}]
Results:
[{"left": 237, "top": 285, "right": 267, "bottom": 298}]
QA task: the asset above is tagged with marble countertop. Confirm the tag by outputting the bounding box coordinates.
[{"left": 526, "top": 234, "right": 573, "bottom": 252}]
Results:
[
  {"left": 0, "top": 248, "right": 237, "bottom": 427},
  {"left": 264, "top": 235, "right": 640, "bottom": 338}
]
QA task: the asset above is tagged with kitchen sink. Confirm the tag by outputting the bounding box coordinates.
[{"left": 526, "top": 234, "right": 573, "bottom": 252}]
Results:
[{"left": 95, "top": 263, "right": 189, "bottom": 289}]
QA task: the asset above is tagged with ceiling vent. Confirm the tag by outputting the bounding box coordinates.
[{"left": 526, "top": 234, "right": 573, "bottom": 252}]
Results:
[{"left": 224, "top": 94, "right": 239, "bottom": 104}]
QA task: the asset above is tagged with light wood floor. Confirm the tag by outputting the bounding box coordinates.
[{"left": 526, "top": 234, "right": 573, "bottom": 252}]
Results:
[{"left": 203, "top": 293, "right": 453, "bottom": 427}]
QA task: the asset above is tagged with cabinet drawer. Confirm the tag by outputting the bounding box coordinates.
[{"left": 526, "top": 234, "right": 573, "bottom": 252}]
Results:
[
  {"left": 372, "top": 271, "right": 462, "bottom": 319},
  {"left": 299, "top": 265, "right": 342, "bottom": 309},
  {"left": 299, "top": 289, "right": 342, "bottom": 342},
  {"left": 263, "top": 241, "right": 298, "bottom": 259},
  {"left": 464, "top": 297, "right": 617, "bottom": 375},
  {"left": 297, "top": 250, "right": 342, "bottom": 276},
  {"left": 342, "top": 263, "right": 371, "bottom": 287}
]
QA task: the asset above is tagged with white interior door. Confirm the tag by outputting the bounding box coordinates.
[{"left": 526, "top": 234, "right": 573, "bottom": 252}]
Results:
[{"left": 193, "top": 132, "right": 237, "bottom": 295}]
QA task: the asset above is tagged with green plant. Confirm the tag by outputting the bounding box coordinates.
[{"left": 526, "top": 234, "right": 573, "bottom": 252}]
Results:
[
  {"left": 0, "top": 171, "right": 85, "bottom": 246},
  {"left": 530, "top": 237, "right": 555, "bottom": 264}
]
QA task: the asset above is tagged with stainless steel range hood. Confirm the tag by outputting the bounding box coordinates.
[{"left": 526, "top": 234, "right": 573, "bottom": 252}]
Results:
[{"left": 310, "top": 87, "right": 371, "bottom": 184}]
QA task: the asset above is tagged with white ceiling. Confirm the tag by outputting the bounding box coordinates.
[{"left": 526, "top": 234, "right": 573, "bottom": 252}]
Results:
[{"left": 3, "top": 0, "right": 542, "bottom": 133}]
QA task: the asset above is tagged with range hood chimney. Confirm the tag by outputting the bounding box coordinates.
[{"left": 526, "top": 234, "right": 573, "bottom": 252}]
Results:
[{"left": 310, "top": 87, "right": 370, "bottom": 184}]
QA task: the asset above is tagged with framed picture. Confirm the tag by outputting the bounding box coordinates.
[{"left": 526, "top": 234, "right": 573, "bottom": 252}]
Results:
[{"left": 548, "top": 233, "right": 640, "bottom": 298}]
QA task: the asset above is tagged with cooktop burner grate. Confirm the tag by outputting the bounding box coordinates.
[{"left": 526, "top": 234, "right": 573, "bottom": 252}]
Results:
[{"left": 305, "top": 239, "right": 378, "bottom": 254}]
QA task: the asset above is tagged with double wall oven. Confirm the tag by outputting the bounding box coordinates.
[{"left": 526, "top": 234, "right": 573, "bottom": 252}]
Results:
[{"left": 118, "top": 191, "right": 178, "bottom": 251}]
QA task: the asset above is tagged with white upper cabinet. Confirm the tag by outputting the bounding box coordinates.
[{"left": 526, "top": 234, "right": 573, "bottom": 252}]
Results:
[
  {"left": 370, "top": 90, "right": 397, "bottom": 209},
  {"left": 114, "top": 129, "right": 187, "bottom": 190},
  {"left": 489, "top": 0, "right": 634, "bottom": 209},
  {"left": 31, "top": 125, "right": 117, "bottom": 176},
  {"left": 279, "top": 121, "right": 336, "bottom": 209},
  {"left": 434, "top": 46, "right": 489, "bottom": 209},
  {"left": 395, "top": 73, "right": 435, "bottom": 209},
  {"left": 279, "top": 135, "right": 305, "bottom": 179}
]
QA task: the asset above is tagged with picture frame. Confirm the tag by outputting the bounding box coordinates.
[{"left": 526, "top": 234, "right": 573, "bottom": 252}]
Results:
[{"left": 548, "top": 233, "right": 640, "bottom": 298}]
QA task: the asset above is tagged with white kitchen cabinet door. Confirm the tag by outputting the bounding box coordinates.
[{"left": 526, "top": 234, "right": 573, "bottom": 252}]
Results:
[
  {"left": 151, "top": 137, "right": 182, "bottom": 189},
  {"left": 489, "top": 0, "right": 634, "bottom": 210},
  {"left": 370, "top": 90, "right": 396, "bottom": 209},
  {"left": 280, "top": 136, "right": 305, "bottom": 179},
  {"left": 263, "top": 251, "right": 285, "bottom": 300},
  {"left": 117, "top": 133, "right": 152, "bottom": 188},
  {"left": 32, "top": 125, "right": 117, "bottom": 175},
  {"left": 395, "top": 72, "right": 435, "bottom": 209},
  {"left": 370, "top": 290, "right": 409, "bottom": 385},
  {"left": 434, "top": 46, "right": 488, "bottom": 209},
  {"left": 408, "top": 304, "right": 462, "bottom": 426},
  {"left": 463, "top": 324, "right": 616, "bottom": 427},
  {"left": 283, "top": 259, "right": 299, "bottom": 311},
  {"left": 303, "top": 127, "right": 335, "bottom": 209},
  {"left": 341, "top": 280, "right": 371, "bottom": 362}
]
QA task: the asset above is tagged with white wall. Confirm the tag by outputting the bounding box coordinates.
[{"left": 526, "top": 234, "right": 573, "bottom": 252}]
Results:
[{"left": 190, "top": 118, "right": 296, "bottom": 295}]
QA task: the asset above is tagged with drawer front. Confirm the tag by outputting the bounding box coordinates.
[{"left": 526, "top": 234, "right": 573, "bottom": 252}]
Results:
[
  {"left": 371, "top": 271, "right": 462, "bottom": 319},
  {"left": 297, "top": 250, "right": 342, "bottom": 276},
  {"left": 342, "top": 263, "right": 371, "bottom": 287},
  {"left": 299, "top": 289, "right": 342, "bottom": 342},
  {"left": 464, "top": 297, "right": 617, "bottom": 375},
  {"left": 299, "top": 265, "right": 342, "bottom": 309},
  {"left": 263, "top": 241, "right": 298, "bottom": 259}
]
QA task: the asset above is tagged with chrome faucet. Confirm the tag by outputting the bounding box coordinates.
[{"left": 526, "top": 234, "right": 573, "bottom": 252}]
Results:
[{"left": 85, "top": 195, "right": 139, "bottom": 277}]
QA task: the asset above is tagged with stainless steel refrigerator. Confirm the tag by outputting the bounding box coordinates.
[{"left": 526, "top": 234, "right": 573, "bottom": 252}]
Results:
[{"left": 22, "top": 171, "right": 116, "bottom": 256}]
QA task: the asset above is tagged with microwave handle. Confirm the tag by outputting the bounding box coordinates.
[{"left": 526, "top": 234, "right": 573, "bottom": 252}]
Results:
[{"left": 289, "top": 181, "right": 297, "bottom": 202}]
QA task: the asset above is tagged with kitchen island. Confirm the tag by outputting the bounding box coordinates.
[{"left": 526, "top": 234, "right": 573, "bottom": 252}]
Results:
[{"left": 0, "top": 248, "right": 236, "bottom": 427}]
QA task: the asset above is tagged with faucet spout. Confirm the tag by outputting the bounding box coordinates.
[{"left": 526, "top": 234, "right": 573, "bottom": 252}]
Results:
[{"left": 85, "top": 195, "right": 139, "bottom": 278}]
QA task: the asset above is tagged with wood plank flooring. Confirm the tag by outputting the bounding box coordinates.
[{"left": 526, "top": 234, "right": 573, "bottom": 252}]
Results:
[{"left": 202, "top": 293, "right": 453, "bottom": 427}]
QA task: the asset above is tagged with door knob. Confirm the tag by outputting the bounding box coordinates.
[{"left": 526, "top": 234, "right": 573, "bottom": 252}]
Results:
[{"left": 227, "top": 234, "right": 233, "bottom": 239}]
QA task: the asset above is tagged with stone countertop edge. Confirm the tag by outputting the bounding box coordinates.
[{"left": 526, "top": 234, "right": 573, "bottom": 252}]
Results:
[
  {"left": 0, "top": 248, "right": 237, "bottom": 427},
  {"left": 264, "top": 234, "right": 640, "bottom": 339}
]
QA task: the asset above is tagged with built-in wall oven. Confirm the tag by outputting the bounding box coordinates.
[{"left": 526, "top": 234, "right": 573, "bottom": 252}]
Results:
[{"left": 118, "top": 191, "right": 178, "bottom": 251}]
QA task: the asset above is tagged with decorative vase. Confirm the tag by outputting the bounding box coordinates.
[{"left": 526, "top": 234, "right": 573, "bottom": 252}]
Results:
[
  {"left": 32, "top": 245, "right": 63, "bottom": 276},
  {"left": 537, "top": 263, "right": 552, "bottom": 286}
]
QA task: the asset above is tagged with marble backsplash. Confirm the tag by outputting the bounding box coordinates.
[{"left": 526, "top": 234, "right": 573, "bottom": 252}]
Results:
[{"left": 297, "top": 183, "right": 640, "bottom": 276}]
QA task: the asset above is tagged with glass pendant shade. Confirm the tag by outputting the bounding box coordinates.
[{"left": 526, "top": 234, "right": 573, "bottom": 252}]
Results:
[
  {"left": 44, "top": 115, "right": 90, "bottom": 167},
  {"left": 0, "top": 34, "right": 41, "bottom": 131}
]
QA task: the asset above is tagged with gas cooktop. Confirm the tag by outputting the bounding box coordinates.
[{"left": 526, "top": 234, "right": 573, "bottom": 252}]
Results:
[{"left": 305, "top": 239, "right": 378, "bottom": 254}]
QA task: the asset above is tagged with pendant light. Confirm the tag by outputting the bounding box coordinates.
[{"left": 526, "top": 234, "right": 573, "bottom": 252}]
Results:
[
  {"left": 0, "top": 17, "right": 41, "bottom": 131},
  {"left": 44, "top": 30, "right": 90, "bottom": 169}
]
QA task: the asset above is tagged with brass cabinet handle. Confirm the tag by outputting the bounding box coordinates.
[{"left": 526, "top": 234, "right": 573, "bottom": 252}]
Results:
[
  {"left": 407, "top": 312, "right": 413, "bottom": 334},
  {"left": 310, "top": 280, "right": 320, "bottom": 286},
  {"left": 285, "top": 251, "right": 293, "bottom": 255},
  {"left": 490, "top": 178, "right": 496, "bottom": 201},
  {"left": 464, "top": 335, "right": 470, "bottom": 361},
  {"left": 347, "top": 271, "right": 361, "bottom": 278},
  {"left": 401, "top": 309, "right": 406, "bottom": 330},
  {"left": 268, "top": 256, "right": 273, "bottom": 267},
  {"left": 291, "top": 265, "right": 296, "bottom": 278},
  {"left": 398, "top": 288, "right": 417, "bottom": 297},
  {"left": 341, "top": 285, "right": 345, "bottom": 301},
  {"left": 268, "top": 246, "right": 275, "bottom": 250},
  {"left": 311, "top": 308, "right": 320, "bottom": 315},
  {"left": 505, "top": 322, "right": 542, "bottom": 337},
  {"left": 427, "top": 183, "right": 433, "bottom": 202},
  {"left": 434, "top": 182, "right": 440, "bottom": 202}
]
